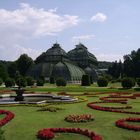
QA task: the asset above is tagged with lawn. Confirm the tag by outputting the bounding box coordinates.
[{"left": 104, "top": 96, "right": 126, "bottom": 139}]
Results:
[{"left": 0, "top": 88, "right": 140, "bottom": 140}]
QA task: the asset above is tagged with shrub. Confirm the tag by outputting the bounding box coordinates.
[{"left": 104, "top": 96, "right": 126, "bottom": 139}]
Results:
[
  {"left": 90, "top": 76, "right": 93, "bottom": 84},
  {"left": 16, "top": 77, "right": 27, "bottom": 87},
  {"left": 0, "top": 78, "right": 3, "bottom": 86},
  {"left": 56, "top": 78, "right": 66, "bottom": 86},
  {"left": 26, "top": 76, "right": 34, "bottom": 86},
  {"left": 121, "top": 78, "right": 135, "bottom": 89},
  {"left": 37, "top": 79, "right": 44, "bottom": 86},
  {"left": 81, "top": 75, "right": 90, "bottom": 86},
  {"left": 5, "top": 78, "right": 15, "bottom": 87},
  {"left": 50, "top": 77, "right": 55, "bottom": 84},
  {"left": 97, "top": 77, "right": 108, "bottom": 87},
  {"left": 137, "top": 78, "right": 140, "bottom": 87}
]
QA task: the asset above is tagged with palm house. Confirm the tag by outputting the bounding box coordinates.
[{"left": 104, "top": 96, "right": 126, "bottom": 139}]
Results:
[{"left": 28, "top": 43, "right": 85, "bottom": 83}]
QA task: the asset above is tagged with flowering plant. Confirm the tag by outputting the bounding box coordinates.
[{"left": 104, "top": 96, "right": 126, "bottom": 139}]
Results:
[
  {"left": 65, "top": 114, "right": 94, "bottom": 123},
  {"left": 116, "top": 117, "right": 140, "bottom": 131},
  {"left": 0, "top": 110, "right": 14, "bottom": 126},
  {"left": 37, "top": 127, "right": 102, "bottom": 140}
]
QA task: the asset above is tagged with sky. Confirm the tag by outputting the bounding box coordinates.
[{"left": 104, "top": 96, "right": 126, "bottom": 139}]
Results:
[{"left": 0, "top": 0, "right": 140, "bottom": 62}]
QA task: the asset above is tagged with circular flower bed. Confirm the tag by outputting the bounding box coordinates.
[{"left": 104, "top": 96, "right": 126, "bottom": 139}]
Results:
[
  {"left": 37, "top": 127, "right": 102, "bottom": 140},
  {"left": 0, "top": 110, "right": 14, "bottom": 126},
  {"left": 116, "top": 117, "right": 140, "bottom": 131},
  {"left": 65, "top": 114, "right": 94, "bottom": 123}
]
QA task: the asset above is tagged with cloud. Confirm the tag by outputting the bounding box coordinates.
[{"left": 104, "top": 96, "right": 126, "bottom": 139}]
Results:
[
  {"left": 91, "top": 13, "right": 107, "bottom": 22},
  {"left": 0, "top": 3, "right": 80, "bottom": 60},
  {"left": 72, "top": 34, "right": 95, "bottom": 40},
  {"left": 96, "top": 53, "right": 123, "bottom": 62},
  {"left": 0, "top": 44, "right": 42, "bottom": 61}
]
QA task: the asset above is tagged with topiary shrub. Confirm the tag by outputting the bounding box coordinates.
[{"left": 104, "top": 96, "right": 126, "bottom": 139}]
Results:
[
  {"left": 5, "top": 78, "right": 15, "bottom": 87},
  {"left": 121, "top": 78, "right": 135, "bottom": 89},
  {"left": 81, "top": 75, "right": 90, "bottom": 86},
  {"left": 50, "top": 77, "right": 55, "bottom": 84},
  {"left": 137, "top": 78, "right": 140, "bottom": 87},
  {"left": 56, "top": 78, "right": 66, "bottom": 86},
  {"left": 0, "top": 78, "right": 3, "bottom": 86},
  {"left": 90, "top": 76, "right": 93, "bottom": 84},
  {"left": 26, "top": 76, "right": 35, "bottom": 86},
  {"left": 16, "top": 77, "right": 27, "bottom": 87},
  {"left": 97, "top": 77, "right": 108, "bottom": 87},
  {"left": 37, "top": 79, "right": 44, "bottom": 86}
]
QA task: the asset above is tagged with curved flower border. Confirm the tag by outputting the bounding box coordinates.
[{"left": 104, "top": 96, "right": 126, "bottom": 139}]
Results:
[
  {"left": 87, "top": 101, "right": 140, "bottom": 115},
  {"left": 0, "top": 110, "right": 14, "bottom": 126},
  {"left": 37, "top": 127, "right": 102, "bottom": 140},
  {"left": 116, "top": 117, "right": 140, "bottom": 131}
]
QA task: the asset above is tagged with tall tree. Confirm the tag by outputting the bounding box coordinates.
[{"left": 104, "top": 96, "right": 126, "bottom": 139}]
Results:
[
  {"left": 16, "top": 54, "right": 34, "bottom": 76},
  {"left": 123, "top": 49, "right": 140, "bottom": 78},
  {"left": 7, "top": 62, "right": 17, "bottom": 78},
  {"left": 0, "top": 62, "right": 8, "bottom": 80}
]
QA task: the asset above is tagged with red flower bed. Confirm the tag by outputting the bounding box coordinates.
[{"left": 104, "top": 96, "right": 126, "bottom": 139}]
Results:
[
  {"left": 87, "top": 102, "right": 140, "bottom": 115},
  {"left": 37, "top": 127, "right": 102, "bottom": 140},
  {"left": 65, "top": 114, "right": 94, "bottom": 123},
  {"left": 100, "top": 96, "right": 129, "bottom": 102},
  {"left": 133, "top": 93, "right": 140, "bottom": 97},
  {"left": 116, "top": 117, "right": 140, "bottom": 131},
  {"left": 0, "top": 110, "right": 14, "bottom": 126}
]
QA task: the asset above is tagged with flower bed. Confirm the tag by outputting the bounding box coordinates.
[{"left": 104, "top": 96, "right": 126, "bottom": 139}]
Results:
[
  {"left": 37, "top": 127, "right": 102, "bottom": 140},
  {"left": 133, "top": 93, "right": 140, "bottom": 97},
  {"left": 0, "top": 110, "right": 14, "bottom": 126},
  {"left": 87, "top": 102, "right": 140, "bottom": 115},
  {"left": 116, "top": 117, "right": 140, "bottom": 131},
  {"left": 65, "top": 114, "right": 94, "bottom": 123},
  {"left": 99, "top": 97, "right": 128, "bottom": 102}
]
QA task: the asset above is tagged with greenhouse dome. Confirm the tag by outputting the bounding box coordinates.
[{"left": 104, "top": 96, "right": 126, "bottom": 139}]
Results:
[{"left": 27, "top": 43, "right": 85, "bottom": 83}]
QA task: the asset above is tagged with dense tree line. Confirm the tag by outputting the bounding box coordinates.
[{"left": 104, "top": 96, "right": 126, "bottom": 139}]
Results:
[
  {"left": 1, "top": 48, "right": 140, "bottom": 85},
  {"left": 0, "top": 54, "right": 34, "bottom": 82},
  {"left": 108, "top": 48, "right": 140, "bottom": 79}
]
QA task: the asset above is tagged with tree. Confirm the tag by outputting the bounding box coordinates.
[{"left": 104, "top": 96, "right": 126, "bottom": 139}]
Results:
[
  {"left": 5, "top": 78, "right": 15, "bottom": 87},
  {"left": 26, "top": 76, "right": 35, "bottom": 86},
  {"left": 50, "top": 77, "right": 55, "bottom": 84},
  {"left": 56, "top": 77, "right": 67, "bottom": 86},
  {"left": 7, "top": 62, "right": 17, "bottom": 78},
  {"left": 16, "top": 54, "right": 33, "bottom": 76},
  {"left": 0, "top": 78, "right": 3, "bottom": 86},
  {"left": 0, "top": 63, "right": 8, "bottom": 81},
  {"left": 97, "top": 77, "right": 108, "bottom": 87},
  {"left": 16, "top": 77, "right": 27, "bottom": 87},
  {"left": 108, "top": 61, "right": 122, "bottom": 79},
  {"left": 123, "top": 49, "right": 140, "bottom": 78},
  {"left": 81, "top": 75, "right": 90, "bottom": 86},
  {"left": 121, "top": 78, "right": 135, "bottom": 89}
]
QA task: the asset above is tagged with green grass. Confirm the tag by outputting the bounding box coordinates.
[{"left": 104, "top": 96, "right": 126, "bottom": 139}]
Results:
[
  {"left": 25, "top": 83, "right": 136, "bottom": 93},
  {"left": 0, "top": 83, "right": 140, "bottom": 140},
  {"left": 0, "top": 93, "right": 140, "bottom": 140}
]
